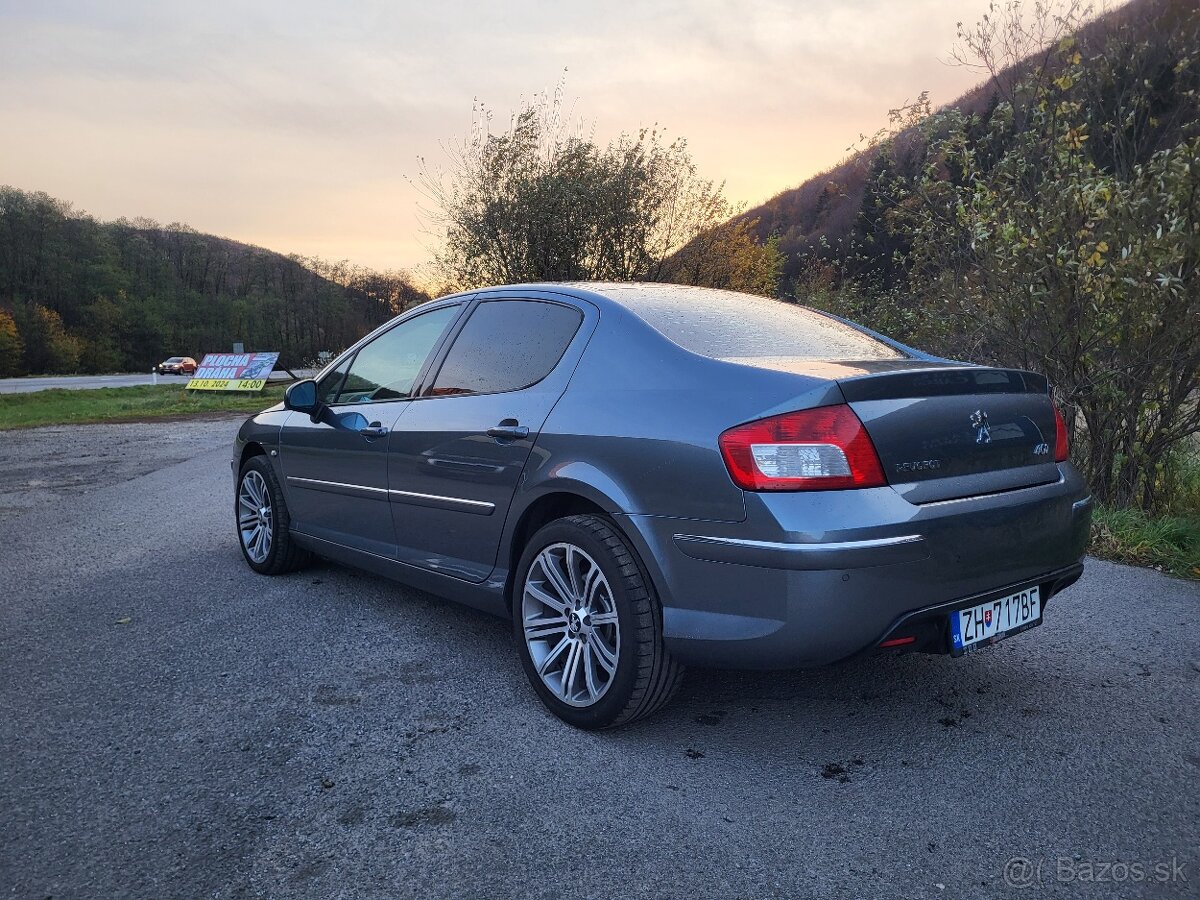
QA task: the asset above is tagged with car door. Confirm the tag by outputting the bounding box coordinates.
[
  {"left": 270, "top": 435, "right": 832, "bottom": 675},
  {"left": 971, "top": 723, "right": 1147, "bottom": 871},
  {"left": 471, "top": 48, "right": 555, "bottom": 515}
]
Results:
[
  {"left": 278, "top": 303, "right": 463, "bottom": 557},
  {"left": 388, "top": 296, "right": 591, "bottom": 582}
]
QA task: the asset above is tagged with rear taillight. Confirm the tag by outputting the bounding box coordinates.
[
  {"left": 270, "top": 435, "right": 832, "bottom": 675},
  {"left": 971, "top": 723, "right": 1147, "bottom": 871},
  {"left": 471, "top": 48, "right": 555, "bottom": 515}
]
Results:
[
  {"left": 1052, "top": 402, "right": 1070, "bottom": 462},
  {"left": 718, "top": 404, "right": 886, "bottom": 491}
]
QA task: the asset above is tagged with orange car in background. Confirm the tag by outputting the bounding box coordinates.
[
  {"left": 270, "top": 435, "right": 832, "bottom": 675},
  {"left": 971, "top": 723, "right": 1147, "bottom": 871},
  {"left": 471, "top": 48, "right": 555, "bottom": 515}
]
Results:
[{"left": 154, "top": 356, "right": 198, "bottom": 375}]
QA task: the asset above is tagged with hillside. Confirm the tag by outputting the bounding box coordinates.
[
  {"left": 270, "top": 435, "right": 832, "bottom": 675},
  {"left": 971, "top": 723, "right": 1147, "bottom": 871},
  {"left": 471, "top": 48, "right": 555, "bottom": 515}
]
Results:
[
  {"left": 0, "top": 187, "right": 428, "bottom": 376},
  {"left": 741, "top": 0, "right": 1196, "bottom": 289},
  {"left": 749, "top": 0, "right": 1199, "bottom": 515}
]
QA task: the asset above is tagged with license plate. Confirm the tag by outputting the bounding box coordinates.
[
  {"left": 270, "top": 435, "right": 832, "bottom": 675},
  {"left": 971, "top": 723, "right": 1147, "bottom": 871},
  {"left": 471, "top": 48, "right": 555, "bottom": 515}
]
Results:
[{"left": 951, "top": 586, "right": 1041, "bottom": 654}]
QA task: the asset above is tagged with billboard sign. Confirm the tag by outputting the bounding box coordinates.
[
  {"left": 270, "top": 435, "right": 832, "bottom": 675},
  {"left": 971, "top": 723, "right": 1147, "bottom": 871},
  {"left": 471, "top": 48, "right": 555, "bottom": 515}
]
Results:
[{"left": 188, "top": 352, "right": 280, "bottom": 391}]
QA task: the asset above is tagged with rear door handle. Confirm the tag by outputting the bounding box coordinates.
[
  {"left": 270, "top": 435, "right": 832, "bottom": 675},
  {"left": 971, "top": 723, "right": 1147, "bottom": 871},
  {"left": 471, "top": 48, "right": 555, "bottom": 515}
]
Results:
[
  {"left": 359, "top": 422, "right": 388, "bottom": 438},
  {"left": 487, "top": 420, "right": 529, "bottom": 440}
]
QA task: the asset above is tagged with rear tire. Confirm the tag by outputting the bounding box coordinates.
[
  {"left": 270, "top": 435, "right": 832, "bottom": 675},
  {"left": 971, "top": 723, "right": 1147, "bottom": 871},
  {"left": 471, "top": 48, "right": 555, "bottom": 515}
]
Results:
[
  {"left": 236, "top": 455, "right": 311, "bottom": 575},
  {"left": 512, "top": 514, "right": 683, "bottom": 729}
]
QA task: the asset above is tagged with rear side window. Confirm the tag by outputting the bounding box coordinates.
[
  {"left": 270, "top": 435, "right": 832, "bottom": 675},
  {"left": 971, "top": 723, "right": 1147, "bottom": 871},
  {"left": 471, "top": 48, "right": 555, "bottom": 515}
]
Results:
[
  {"left": 430, "top": 300, "right": 583, "bottom": 396},
  {"left": 611, "top": 285, "right": 903, "bottom": 361}
]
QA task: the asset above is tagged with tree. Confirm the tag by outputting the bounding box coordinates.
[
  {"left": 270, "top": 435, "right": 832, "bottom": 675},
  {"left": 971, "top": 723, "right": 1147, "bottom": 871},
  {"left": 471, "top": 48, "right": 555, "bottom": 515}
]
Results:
[
  {"left": 0, "top": 186, "right": 428, "bottom": 374},
  {"left": 660, "top": 220, "right": 784, "bottom": 297},
  {"left": 872, "top": 2, "right": 1200, "bottom": 510},
  {"left": 0, "top": 308, "right": 23, "bottom": 376},
  {"left": 17, "top": 304, "right": 82, "bottom": 374},
  {"left": 417, "top": 87, "right": 737, "bottom": 289}
]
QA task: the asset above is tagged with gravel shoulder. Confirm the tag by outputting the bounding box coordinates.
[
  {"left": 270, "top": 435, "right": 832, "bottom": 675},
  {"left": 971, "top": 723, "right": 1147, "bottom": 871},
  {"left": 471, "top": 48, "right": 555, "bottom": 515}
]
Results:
[
  {"left": 0, "top": 420, "right": 1197, "bottom": 899},
  {"left": 0, "top": 417, "right": 244, "bottom": 517}
]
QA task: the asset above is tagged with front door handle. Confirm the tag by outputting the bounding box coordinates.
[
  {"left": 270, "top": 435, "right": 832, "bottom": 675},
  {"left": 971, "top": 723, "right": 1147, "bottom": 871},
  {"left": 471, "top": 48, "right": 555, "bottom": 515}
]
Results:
[
  {"left": 487, "top": 420, "right": 529, "bottom": 440},
  {"left": 360, "top": 422, "right": 388, "bottom": 438}
]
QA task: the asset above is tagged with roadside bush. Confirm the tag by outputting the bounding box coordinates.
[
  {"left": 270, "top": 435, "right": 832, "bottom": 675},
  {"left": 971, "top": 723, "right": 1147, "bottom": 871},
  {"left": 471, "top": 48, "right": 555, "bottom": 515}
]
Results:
[
  {"left": 846, "top": 4, "right": 1200, "bottom": 513},
  {"left": 1160, "top": 442, "right": 1200, "bottom": 517}
]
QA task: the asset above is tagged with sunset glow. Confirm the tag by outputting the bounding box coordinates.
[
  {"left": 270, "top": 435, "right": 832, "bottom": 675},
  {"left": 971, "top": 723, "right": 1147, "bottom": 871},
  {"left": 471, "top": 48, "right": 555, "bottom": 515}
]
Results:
[{"left": 2, "top": 0, "right": 1003, "bottom": 273}]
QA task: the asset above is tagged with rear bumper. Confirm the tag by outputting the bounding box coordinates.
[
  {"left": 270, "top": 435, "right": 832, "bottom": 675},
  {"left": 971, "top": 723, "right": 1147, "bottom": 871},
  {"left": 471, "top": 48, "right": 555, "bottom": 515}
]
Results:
[
  {"left": 672, "top": 531, "right": 929, "bottom": 570},
  {"left": 870, "top": 562, "right": 1083, "bottom": 658},
  {"left": 616, "top": 464, "right": 1092, "bottom": 669}
]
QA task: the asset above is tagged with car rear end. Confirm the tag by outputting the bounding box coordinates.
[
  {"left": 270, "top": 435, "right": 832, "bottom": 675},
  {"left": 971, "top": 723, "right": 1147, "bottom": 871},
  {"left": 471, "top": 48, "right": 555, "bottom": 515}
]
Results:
[
  {"left": 589, "top": 286, "right": 1091, "bottom": 670},
  {"left": 644, "top": 363, "right": 1090, "bottom": 668}
]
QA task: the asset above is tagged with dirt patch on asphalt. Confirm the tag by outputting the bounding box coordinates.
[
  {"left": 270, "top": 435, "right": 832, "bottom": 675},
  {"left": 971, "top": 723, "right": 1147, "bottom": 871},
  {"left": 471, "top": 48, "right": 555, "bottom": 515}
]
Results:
[{"left": 0, "top": 417, "right": 245, "bottom": 518}]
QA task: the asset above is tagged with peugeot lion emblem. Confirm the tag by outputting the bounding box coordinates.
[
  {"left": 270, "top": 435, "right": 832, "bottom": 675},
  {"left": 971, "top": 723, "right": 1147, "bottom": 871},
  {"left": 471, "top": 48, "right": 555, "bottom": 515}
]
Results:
[{"left": 970, "top": 409, "right": 991, "bottom": 444}]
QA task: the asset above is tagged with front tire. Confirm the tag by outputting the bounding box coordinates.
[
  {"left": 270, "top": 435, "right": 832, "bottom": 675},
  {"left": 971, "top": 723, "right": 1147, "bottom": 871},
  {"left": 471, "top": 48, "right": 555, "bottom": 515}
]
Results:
[
  {"left": 513, "top": 514, "right": 683, "bottom": 729},
  {"left": 235, "top": 455, "right": 311, "bottom": 575}
]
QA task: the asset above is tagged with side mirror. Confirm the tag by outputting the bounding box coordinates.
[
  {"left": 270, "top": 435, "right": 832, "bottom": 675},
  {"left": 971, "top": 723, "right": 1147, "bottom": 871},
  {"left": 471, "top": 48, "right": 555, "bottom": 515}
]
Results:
[{"left": 284, "top": 379, "right": 319, "bottom": 414}]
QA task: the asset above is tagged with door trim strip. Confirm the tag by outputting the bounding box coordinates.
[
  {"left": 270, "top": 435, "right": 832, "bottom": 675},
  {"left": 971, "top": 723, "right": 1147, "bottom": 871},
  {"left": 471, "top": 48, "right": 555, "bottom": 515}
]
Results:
[
  {"left": 286, "top": 475, "right": 388, "bottom": 501},
  {"left": 387, "top": 488, "right": 495, "bottom": 516},
  {"left": 286, "top": 475, "right": 494, "bottom": 515}
]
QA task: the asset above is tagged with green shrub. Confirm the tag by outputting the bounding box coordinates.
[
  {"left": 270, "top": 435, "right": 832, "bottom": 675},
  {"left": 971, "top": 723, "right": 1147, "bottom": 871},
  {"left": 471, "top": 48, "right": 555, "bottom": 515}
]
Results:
[{"left": 1090, "top": 504, "right": 1200, "bottom": 579}]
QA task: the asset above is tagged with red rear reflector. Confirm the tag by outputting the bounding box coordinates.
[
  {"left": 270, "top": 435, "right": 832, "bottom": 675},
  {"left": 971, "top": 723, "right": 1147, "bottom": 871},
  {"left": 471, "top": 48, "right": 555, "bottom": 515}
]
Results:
[
  {"left": 1051, "top": 402, "right": 1070, "bottom": 462},
  {"left": 718, "top": 404, "right": 886, "bottom": 491},
  {"left": 879, "top": 635, "right": 916, "bottom": 648}
]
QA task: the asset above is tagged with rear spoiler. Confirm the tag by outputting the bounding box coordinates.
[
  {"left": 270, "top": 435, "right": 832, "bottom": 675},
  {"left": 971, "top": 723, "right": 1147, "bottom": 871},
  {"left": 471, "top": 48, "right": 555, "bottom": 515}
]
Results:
[{"left": 837, "top": 366, "right": 1050, "bottom": 402}]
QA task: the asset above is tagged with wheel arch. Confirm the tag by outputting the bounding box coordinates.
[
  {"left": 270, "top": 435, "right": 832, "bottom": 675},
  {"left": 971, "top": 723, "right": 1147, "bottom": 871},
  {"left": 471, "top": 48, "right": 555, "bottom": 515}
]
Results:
[
  {"left": 501, "top": 478, "right": 669, "bottom": 615},
  {"left": 238, "top": 440, "right": 267, "bottom": 472},
  {"left": 505, "top": 490, "right": 607, "bottom": 610}
]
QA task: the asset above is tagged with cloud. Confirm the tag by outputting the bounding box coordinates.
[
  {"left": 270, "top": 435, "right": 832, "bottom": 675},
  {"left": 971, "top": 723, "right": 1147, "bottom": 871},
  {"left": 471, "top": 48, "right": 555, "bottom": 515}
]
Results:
[{"left": 0, "top": 0, "right": 997, "bottom": 270}]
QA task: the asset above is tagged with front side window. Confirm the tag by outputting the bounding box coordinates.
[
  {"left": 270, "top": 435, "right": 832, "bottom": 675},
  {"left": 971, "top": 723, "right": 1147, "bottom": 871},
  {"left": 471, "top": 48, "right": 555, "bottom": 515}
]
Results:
[
  {"left": 316, "top": 356, "right": 351, "bottom": 404},
  {"left": 430, "top": 300, "right": 583, "bottom": 397},
  {"left": 328, "top": 305, "right": 460, "bottom": 404}
]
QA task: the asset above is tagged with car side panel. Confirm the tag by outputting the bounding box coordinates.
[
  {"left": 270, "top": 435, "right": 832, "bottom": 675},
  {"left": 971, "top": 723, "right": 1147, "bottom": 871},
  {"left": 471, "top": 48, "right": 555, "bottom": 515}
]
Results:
[
  {"left": 387, "top": 292, "right": 601, "bottom": 583},
  {"left": 388, "top": 386, "right": 568, "bottom": 581},
  {"left": 232, "top": 408, "right": 289, "bottom": 495},
  {"left": 278, "top": 403, "right": 408, "bottom": 558},
  {"left": 535, "top": 307, "right": 844, "bottom": 523}
]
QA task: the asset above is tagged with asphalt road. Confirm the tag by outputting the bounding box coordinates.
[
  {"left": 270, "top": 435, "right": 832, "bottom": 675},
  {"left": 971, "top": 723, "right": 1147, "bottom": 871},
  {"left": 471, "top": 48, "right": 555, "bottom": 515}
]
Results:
[
  {"left": 1, "top": 420, "right": 1197, "bottom": 899},
  {"left": 0, "top": 373, "right": 196, "bottom": 394},
  {"left": 0, "top": 371, "right": 307, "bottom": 394}
]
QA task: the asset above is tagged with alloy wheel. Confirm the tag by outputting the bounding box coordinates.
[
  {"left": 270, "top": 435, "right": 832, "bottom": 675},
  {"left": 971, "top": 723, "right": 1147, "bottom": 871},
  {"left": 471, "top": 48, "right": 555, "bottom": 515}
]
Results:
[
  {"left": 521, "top": 542, "right": 620, "bottom": 707},
  {"left": 238, "top": 470, "right": 273, "bottom": 564}
]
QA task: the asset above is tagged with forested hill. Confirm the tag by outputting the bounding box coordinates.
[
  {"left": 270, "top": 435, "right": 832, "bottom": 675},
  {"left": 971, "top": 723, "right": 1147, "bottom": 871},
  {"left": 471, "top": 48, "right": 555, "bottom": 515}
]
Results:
[
  {"left": 0, "top": 187, "right": 428, "bottom": 376},
  {"left": 739, "top": 0, "right": 1193, "bottom": 292}
]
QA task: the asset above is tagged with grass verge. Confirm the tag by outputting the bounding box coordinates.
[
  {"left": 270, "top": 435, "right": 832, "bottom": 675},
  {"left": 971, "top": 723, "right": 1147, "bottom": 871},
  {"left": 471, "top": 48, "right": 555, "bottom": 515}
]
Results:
[
  {"left": 0, "top": 384, "right": 285, "bottom": 430},
  {"left": 1090, "top": 505, "right": 1200, "bottom": 579}
]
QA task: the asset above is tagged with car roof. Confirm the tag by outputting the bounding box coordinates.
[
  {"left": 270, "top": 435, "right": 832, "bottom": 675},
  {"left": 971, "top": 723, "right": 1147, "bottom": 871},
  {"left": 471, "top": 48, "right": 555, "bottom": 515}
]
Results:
[
  {"left": 468, "top": 281, "right": 917, "bottom": 363},
  {"left": 474, "top": 281, "right": 753, "bottom": 310}
]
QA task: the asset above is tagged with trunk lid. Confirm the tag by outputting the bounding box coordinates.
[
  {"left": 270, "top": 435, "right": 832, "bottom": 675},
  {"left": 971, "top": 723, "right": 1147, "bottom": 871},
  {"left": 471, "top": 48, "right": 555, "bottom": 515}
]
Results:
[{"left": 837, "top": 365, "right": 1061, "bottom": 503}]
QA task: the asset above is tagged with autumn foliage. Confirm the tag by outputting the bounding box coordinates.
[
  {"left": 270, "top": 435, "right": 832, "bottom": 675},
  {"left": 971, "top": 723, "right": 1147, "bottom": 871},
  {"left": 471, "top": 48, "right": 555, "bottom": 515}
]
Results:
[{"left": 0, "top": 188, "right": 427, "bottom": 376}]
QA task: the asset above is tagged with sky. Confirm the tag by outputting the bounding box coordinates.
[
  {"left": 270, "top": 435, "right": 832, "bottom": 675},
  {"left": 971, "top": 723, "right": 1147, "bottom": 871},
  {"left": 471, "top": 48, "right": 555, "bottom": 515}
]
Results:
[{"left": 0, "top": 0, "right": 1005, "bottom": 276}]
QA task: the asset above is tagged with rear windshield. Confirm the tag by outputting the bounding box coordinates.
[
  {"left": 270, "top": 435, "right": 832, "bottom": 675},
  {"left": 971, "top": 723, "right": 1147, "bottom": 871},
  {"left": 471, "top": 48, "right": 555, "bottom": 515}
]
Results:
[{"left": 613, "top": 285, "right": 903, "bottom": 361}]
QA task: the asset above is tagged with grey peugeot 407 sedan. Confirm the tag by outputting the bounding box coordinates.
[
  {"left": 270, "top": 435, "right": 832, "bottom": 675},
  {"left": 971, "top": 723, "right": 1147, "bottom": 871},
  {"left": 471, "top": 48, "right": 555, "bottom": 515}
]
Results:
[{"left": 232, "top": 283, "right": 1091, "bottom": 728}]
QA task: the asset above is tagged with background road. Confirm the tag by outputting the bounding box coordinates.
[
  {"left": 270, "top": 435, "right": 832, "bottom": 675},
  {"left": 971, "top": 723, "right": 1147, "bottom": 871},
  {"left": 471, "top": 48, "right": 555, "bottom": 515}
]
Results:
[
  {"left": 1, "top": 420, "right": 1197, "bottom": 899},
  {"left": 0, "top": 371, "right": 309, "bottom": 394},
  {"left": 0, "top": 373, "right": 195, "bottom": 393}
]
